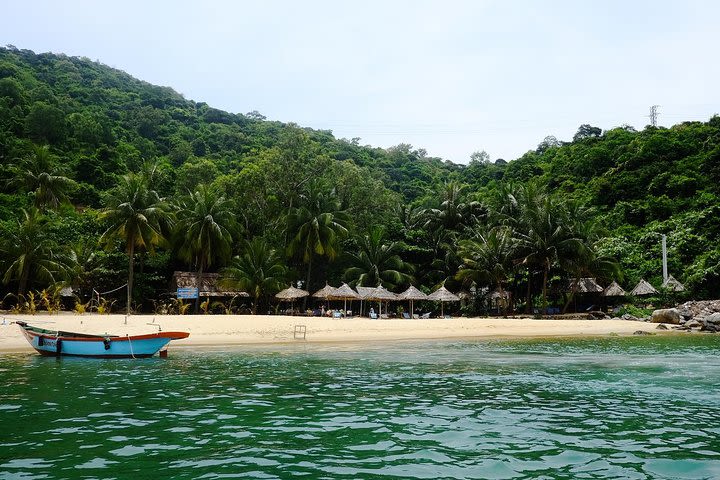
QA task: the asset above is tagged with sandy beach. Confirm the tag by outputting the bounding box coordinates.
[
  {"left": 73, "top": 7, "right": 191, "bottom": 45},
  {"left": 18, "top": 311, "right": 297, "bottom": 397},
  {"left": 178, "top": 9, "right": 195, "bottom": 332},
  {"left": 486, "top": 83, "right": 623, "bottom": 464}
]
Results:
[{"left": 0, "top": 313, "right": 667, "bottom": 353}]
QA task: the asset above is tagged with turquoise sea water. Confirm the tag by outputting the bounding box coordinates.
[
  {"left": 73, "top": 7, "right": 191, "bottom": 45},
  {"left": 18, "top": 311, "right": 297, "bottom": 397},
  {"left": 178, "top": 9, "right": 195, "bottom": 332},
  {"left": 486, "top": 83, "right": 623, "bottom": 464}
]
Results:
[{"left": 2, "top": 336, "right": 720, "bottom": 479}]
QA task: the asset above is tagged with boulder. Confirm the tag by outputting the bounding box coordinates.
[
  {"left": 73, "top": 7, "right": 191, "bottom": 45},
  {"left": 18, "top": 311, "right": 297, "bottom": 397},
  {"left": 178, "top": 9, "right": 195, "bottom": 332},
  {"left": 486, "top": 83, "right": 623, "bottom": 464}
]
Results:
[
  {"left": 633, "top": 330, "right": 654, "bottom": 336},
  {"left": 651, "top": 308, "right": 681, "bottom": 324},
  {"left": 705, "top": 313, "right": 720, "bottom": 325},
  {"left": 656, "top": 323, "right": 669, "bottom": 330},
  {"left": 685, "top": 319, "right": 701, "bottom": 329}
]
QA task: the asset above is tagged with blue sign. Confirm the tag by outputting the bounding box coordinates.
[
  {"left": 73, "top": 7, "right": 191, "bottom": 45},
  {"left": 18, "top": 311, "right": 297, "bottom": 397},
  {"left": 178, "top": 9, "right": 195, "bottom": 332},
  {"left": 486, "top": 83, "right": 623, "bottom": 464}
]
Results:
[{"left": 177, "top": 287, "right": 199, "bottom": 299}]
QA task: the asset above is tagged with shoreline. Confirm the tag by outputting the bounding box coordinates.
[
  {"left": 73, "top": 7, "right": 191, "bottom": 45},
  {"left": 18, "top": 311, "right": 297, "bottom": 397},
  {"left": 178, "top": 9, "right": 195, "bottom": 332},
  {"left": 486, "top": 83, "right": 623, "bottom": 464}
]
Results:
[{"left": 0, "top": 313, "right": 673, "bottom": 354}]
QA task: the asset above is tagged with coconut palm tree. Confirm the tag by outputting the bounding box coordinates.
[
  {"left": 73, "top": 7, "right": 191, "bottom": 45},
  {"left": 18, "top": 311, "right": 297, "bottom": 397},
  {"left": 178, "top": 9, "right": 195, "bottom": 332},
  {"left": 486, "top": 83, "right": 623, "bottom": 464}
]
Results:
[
  {"left": 7, "top": 144, "right": 76, "bottom": 210},
  {"left": 221, "top": 237, "right": 287, "bottom": 314},
  {"left": 423, "top": 181, "right": 483, "bottom": 233},
  {"left": 514, "top": 193, "right": 582, "bottom": 314},
  {"left": 1, "top": 208, "right": 75, "bottom": 296},
  {"left": 456, "top": 227, "right": 516, "bottom": 314},
  {"left": 100, "top": 173, "right": 170, "bottom": 314},
  {"left": 344, "top": 227, "right": 413, "bottom": 289},
  {"left": 287, "top": 186, "right": 349, "bottom": 294},
  {"left": 175, "top": 185, "right": 237, "bottom": 313}
]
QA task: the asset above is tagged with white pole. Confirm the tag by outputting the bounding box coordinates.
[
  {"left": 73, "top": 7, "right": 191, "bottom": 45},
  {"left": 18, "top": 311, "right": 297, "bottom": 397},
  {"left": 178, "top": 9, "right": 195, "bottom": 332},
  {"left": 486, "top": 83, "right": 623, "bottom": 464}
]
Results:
[{"left": 662, "top": 234, "right": 668, "bottom": 282}]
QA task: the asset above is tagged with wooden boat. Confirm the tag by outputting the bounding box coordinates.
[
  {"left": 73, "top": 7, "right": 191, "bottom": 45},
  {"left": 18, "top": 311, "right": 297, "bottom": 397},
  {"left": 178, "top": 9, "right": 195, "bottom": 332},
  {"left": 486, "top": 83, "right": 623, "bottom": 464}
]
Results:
[{"left": 16, "top": 321, "right": 189, "bottom": 358}]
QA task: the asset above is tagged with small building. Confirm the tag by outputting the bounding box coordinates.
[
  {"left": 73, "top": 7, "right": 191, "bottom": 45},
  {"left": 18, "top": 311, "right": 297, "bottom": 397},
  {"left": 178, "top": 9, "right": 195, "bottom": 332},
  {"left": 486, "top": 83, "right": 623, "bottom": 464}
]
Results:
[{"left": 169, "top": 271, "right": 247, "bottom": 298}]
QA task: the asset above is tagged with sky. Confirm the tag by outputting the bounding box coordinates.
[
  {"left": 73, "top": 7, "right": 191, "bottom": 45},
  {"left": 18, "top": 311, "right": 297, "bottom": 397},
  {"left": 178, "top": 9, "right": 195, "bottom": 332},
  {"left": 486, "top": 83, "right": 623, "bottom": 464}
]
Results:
[{"left": 2, "top": 0, "right": 719, "bottom": 163}]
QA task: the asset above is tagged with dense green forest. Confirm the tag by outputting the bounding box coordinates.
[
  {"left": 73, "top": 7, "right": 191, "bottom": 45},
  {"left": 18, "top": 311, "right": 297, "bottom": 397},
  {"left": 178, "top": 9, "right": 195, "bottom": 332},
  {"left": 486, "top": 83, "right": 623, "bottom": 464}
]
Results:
[{"left": 1, "top": 46, "right": 719, "bottom": 315}]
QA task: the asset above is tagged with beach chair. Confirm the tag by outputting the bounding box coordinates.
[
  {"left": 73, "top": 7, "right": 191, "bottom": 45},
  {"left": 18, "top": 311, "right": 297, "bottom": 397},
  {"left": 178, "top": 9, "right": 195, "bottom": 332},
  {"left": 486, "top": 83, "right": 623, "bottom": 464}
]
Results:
[
  {"left": 333, "top": 311, "right": 342, "bottom": 318},
  {"left": 420, "top": 312, "right": 431, "bottom": 319},
  {"left": 402, "top": 312, "right": 411, "bottom": 319},
  {"left": 369, "top": 312, "right": 378, "bottom": 319}
]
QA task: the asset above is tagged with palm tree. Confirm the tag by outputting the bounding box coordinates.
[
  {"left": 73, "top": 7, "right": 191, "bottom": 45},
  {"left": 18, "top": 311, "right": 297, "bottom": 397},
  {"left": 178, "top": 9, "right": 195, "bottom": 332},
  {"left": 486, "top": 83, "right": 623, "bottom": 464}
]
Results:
[
  {"left": 1, "top": 208, "right": 75, "bottom": 296},
  {"left": 560, "top": 202, "right": 621, "bottom": 313},
  {"left": 221, "top": 237, "right": 287, "bottom": 314},
  {"left": 457, "top": 227, "right": 516, "bottom": 314},
  {"left": 8, "top": 145, "right": 76, "bottom": 211},
  {"left": 344, "top": 227, "right": 413, "bottom": 289},
  {"left": 423, "top": 181, "right": 483, "bottom": 232},
  {"left": 287, "top": 186, "right": 349, "bottom": 294},
  {"left": 175, "top": 185, "right": 236, "bottom": 313},
  {"left": 514, "top": 193, "right": 581, "bottom": 314},
  {"left": 100, "top": 173, "right": 170, "bottom": 314}
]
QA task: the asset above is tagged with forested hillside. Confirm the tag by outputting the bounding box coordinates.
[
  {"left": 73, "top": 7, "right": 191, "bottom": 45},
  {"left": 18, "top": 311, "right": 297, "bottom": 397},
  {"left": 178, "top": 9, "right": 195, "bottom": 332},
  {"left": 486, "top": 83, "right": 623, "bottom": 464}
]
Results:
[{"left": 1, "top": 46, "right": 719, "bottom": 314}]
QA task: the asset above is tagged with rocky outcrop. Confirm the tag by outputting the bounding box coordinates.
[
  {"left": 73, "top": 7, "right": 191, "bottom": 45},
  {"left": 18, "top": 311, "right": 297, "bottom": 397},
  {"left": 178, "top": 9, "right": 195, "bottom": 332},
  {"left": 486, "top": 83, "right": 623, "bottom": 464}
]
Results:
[{"left": 651, "top": 308, "right": 681, "bottom": 324}]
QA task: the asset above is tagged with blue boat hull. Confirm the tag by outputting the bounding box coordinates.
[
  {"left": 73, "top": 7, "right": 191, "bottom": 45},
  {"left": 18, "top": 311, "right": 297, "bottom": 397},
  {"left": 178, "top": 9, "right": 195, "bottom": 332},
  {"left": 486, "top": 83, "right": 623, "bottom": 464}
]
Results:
[{"left": 18, "top": 322, "right": 189, "bottom": 358}]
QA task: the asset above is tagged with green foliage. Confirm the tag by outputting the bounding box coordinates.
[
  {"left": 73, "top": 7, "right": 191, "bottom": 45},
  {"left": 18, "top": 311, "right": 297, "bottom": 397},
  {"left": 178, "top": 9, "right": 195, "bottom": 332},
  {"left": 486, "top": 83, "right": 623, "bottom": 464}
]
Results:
[{"left": 1, "top": 45, "right": 719, "bottom": 313}]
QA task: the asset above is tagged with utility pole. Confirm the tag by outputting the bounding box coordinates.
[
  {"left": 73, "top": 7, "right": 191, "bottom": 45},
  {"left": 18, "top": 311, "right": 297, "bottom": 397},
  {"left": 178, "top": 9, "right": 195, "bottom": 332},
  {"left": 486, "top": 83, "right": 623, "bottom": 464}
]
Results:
[
  {"left": 662, "top": 234, "right": 668, "bottom": 283},
  {"left": 649, "top": 105, "right": 660, "bottom": 127}
]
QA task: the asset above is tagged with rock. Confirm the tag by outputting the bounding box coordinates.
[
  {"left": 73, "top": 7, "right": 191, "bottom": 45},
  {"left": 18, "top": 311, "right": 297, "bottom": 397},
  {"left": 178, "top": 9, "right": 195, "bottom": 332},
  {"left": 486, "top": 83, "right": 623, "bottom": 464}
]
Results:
[
  {"left": 672, "top": 325, "right": 691, "bottom": 331},
  {"left": 701, "top": 323, "right": 718, "bottom": 333},
  {"left": 678, "top": 307, "right": 693, "bottom": 321},
  {"left": 587, "top": 311, "right": 609, "bottom": 320},
  {"left": 656, "top": 323, "right": 669, "bottom": 330},
  {"left": 685, "top": 319, "right": 701, "bottom": 328},
  {"left": 705, "top": 313, "right": 720, "bottom": 325},
  {"left": 621, "top": 313, "right": 639, "bottom": 321},
  {"left": 633, "top": 330, "right": 654, "bottom": 336},
  {"left": 651, "top": 308, "right": 681, "bottom": 324}
]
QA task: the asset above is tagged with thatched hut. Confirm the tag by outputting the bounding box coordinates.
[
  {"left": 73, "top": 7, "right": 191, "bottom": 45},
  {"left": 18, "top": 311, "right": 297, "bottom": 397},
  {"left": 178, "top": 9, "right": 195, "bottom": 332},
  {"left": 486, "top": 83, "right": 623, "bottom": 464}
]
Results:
[
  {"left": 631, "top": 279, "right": 658, "bottom": 296},
  {"left": 568, "top": 277, "right": 604, "bottom": 293},
  {"left": 312, "top": 284, "right": 338, "bottom": 301},
  {"left": 602, "top": 281, "right": 626, "bottom": 297},
  {"left": 662, "top": 275, "right": 685, "bottom": 292}
]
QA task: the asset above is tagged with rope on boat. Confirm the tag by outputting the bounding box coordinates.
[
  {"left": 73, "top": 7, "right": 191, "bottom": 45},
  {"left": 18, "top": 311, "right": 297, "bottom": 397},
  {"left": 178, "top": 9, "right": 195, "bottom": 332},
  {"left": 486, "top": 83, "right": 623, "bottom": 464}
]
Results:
[
  {"left": 127, "top": 334, "right": 136, "bottom": 359},
  {"left": 1, "top": 316, "right": 56, "bottom": 325}
]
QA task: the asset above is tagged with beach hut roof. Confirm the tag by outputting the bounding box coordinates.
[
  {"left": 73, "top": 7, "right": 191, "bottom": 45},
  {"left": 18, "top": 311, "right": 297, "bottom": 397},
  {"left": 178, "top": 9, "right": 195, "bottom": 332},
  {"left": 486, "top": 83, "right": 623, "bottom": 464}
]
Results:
[
  {"left": 171, "top": 271, "right": 248, "bottom": 297},
  {"left": 275, "top": 285, "right": 310, "bottom": 300},
  {"left": 427, "top": 286, "right": 460, "bottom": 302},
  {"left": 312, "top": 283, "right": 338, "bottom": 299},
  {"left": 331, "top": 283, "right": 360, "bottom": 300},
  {"left": 631, "top": 279, "right": 658, "bottom": 296},
  {"left": 355, "top": 286, "right": 376, "bottom": 299},
  {"left": 662, "top": 274, "right": 685, "bottom": 292},
  {"left": 602, "top": 281, "right": 627, "bottom": 297},
  {"left": 489, "top": 289, "right": 510, "bottom": 299},
  {"left": 569, "top": 277, "right": 604, "bottom": 293},
  {"left": 397, "top": 285, "right": 428, "bottom": 301},
  {"left": 367, "top": 285, "right": 398, "bottom": 301}
]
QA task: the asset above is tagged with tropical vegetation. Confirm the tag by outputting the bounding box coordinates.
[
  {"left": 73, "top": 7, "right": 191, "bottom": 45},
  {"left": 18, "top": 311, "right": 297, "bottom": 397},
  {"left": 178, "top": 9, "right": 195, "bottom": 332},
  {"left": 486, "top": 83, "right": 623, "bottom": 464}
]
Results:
[{"left": 1, "top": 46, "right": 719, "bottom": 314}]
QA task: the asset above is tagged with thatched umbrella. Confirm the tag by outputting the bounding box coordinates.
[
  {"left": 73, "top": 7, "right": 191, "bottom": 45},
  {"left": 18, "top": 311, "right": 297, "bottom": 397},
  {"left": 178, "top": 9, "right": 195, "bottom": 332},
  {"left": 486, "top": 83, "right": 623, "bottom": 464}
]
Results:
[
  {"left": 331, "top": 283, "right": 360, "bottom": 314},
  {"left": 397, "top": 285, "right": 427, "bottom": 318},
  {"left": 427, "top": 286, "right": 460, "bottom": 318},
  {"left": 367, "top": 285, "right": 397, "bottom": 317},
  {"left": 602, "top": 281, "right": 626, "bottom": 297},
  {"left": 355, "top": 286, "right": 375, "bottom": 316},
  {"left": 275, "top": 285, "right": 310, "bottom": 315},
  {"left": 630, "top": 279, "right": 658, "bottom": 297},
  {"left": 662, "top": 274, "right": 685, "bottom": 292},
  {"left": 312, "top": 283, "right": 338, "bottom": 305},
  {"left": 569, "top": 277, "right": 604, "bottom": 293}
]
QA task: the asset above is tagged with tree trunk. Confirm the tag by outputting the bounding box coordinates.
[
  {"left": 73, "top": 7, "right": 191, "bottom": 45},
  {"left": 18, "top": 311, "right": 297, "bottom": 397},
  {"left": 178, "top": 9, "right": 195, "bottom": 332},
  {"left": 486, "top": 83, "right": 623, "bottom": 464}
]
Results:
[
  {"left": 541, "top": 261, "right": 550, "bottom": 317},
  {"left": 563, "top": 275, "right": 580, "bottom": 314},
  {"left": 127, "top": 242, "right": 134, "bottom": 315},
  {"left": 497, "top": 281, "right": 508, "bottom": 316},
  {"left": 525, "top": 267, "right": 533, "bottom": 314},
  {"left": 18, "top": 264, "right": 30, "bottom": 297},
  {"left": 194, "top": 260, "right": 204, "bottom": 314},
  {"left": 303, "top": 256, "right": 313, "bottom": 310}
]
